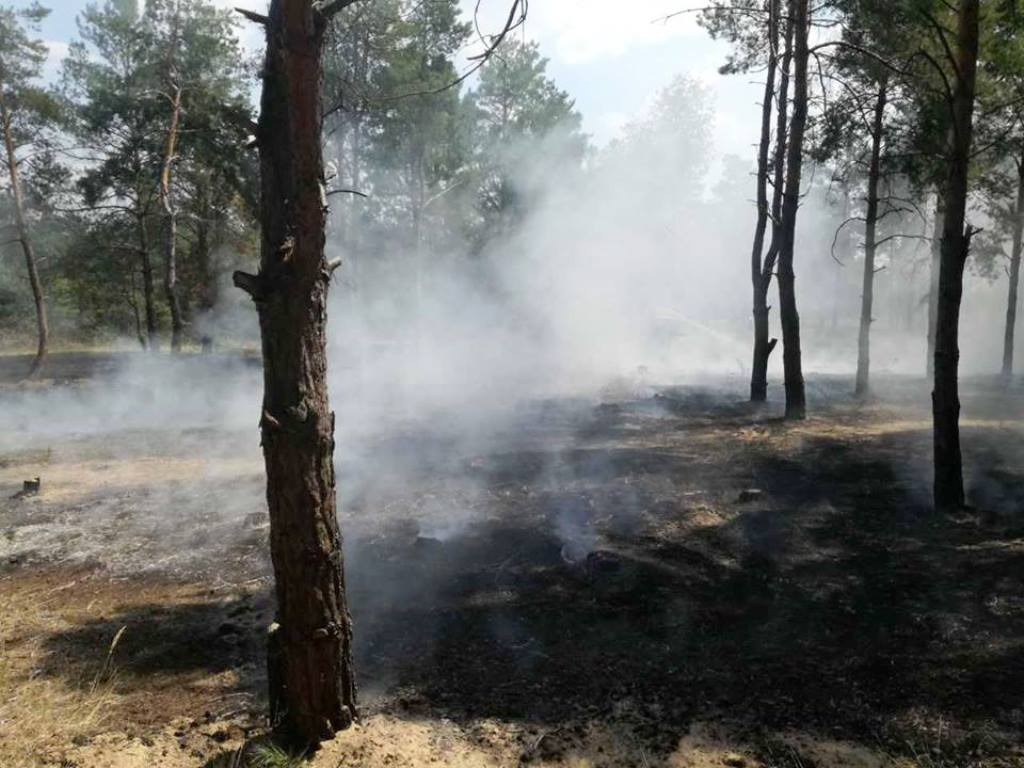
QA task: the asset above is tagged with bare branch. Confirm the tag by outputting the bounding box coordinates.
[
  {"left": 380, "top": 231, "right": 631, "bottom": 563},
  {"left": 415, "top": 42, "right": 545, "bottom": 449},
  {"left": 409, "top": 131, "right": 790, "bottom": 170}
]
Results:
[
  {"left": 921, "top": 9, "right": 959, "bottom": 77},
  {"left": 831, "top": 215, "right": 867, "bottom": 264},
  {"left": 806, "top": 40, "right": 903, "bottom": 77},
  {"left": 324, "top": 0, "right": 527, "bottom": 110},
  {"left": 874, "top": 233, "right": 934, "bottom": 248},
  {"left": 233, "top": 270, "right": 264, "bottom": 300},
  {"left": 234, "top": 7, "right": 268, "bottom": 25}
]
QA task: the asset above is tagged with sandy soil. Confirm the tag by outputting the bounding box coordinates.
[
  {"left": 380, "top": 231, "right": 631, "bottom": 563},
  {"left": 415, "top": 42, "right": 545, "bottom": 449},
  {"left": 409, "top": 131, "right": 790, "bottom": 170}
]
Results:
[{"left": 1, "top": 356, "right": 1023, "bottom": 767}]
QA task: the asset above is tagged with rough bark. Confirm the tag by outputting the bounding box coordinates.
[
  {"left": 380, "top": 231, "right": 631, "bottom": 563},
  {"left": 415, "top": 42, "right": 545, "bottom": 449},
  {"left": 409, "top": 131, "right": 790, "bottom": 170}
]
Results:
[
  {"left": 160, "top": 79, "right": 185, "bottom": 352},
  {"left": 749, "top": 0, "right": 779, "bottom": 403},
  {"left": 855, "top": 77, "right": 888, "bottom": 397},
  {"left": 1001, "top": 155, "right": 1024, "bottom": 383},
  {"left": 0, "top": 97, "right": 47, "bottom": 377},
  {"left": 234, "top": 0, "right": 357, "bottom": 747},
  {"left": 776, "top": 0, "right": 809, "bottom": 419},
  {"left": 926, "top": 191, "right": 944, "bottom": 378},
  {"left": 933, "top": 0, "right": 979, "bottom": 512}
]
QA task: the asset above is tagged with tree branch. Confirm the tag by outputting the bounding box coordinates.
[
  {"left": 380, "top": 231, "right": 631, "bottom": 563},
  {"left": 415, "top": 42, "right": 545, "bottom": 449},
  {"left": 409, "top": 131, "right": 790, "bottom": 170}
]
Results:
[
  {"left": 233, "top": 270, "right": 265, "bottom": 300},
  {"left": 234, "top": 7, "right": 268, "bottom": 25}
]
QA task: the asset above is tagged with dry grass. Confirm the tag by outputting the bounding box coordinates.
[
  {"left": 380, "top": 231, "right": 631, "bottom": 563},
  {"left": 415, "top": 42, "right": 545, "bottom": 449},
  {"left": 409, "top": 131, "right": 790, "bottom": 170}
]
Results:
[
  {"left": 2, "top": 371, "right": 1022, "bottom": 766},
  {"left": 0, "top": 568, "right": 260, "bottom": 767},
  {"left": 0, "top": 573, "right": 120, "bottom": 768}
]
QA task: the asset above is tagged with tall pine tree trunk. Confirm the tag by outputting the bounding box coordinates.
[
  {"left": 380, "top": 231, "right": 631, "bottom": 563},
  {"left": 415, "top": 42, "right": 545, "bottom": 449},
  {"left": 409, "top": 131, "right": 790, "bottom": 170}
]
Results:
[
  {"left": 0, "top": 98, "right": 47, "bottom": 377},
  {"left": 933, "top": 0, "right": 980, "bottom": 512},
  {"left": 749, "top": 0, "right": 779, "bottom": 403},
  {"left": 926, "top": 191, "right": 944, "bottom": 378},
  {"left": 776, "top": 0, "right": 809, "bottom": 420},
  {"left": 1001, "top": 155, "right": 1024, "bottom": 383},
  {"left": 855, "top": 77, "right": 888, "bottom": 397},
  {"left": 753, "top": 12, "right": 793, "bottom": 402},
  {"left": 160, "top": 80, "right": 185, "bottom": 352},
  {"left": 234, "top": 0, "right": 357, "bottom": 747}
]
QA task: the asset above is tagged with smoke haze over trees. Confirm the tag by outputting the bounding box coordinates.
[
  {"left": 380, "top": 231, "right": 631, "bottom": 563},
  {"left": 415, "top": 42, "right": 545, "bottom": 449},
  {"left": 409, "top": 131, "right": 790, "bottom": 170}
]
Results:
[{"left": 1, "top": 0, "right": 1024, "bottom": 762}]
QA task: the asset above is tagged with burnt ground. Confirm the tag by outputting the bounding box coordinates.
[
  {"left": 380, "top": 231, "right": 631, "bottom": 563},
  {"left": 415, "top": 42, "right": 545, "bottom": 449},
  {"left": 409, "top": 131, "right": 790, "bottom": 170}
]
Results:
[{"left": 1, "top": 352, "right": 1023, "bottom": 767}]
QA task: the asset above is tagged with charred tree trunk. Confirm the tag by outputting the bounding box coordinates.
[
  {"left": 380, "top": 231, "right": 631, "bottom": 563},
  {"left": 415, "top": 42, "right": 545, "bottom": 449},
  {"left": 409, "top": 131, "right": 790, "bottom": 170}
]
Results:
[
  {"left": 0, "top": 97, "right": 47, "bottom": 377},
  {"left": 855, "top": 77, "right": 888, "bottom": 397},
  {"left": 749, "top": 0, "right": 779, "bottom": 403},
  {"left": 137, "top": 211, "right": 158, "bottom": 350},
  {"left": 160, "top": 79, "right": 185, "bottom": 352},
  {"left": 1001, "top": 154, "right": 1024, "bottom": 384},
  {"left": 933, "top": 0, "right": 980, "bottom": 512},
  {"left": 776, "top": 0, "right": 809, "bottom": 419},
  {"left": 753, "top": 11, "right": 794, "bottom": 402},
  {"left": 926, "top": 191, "right": 945, "bottom": 378},
  {"left": 234, "top": 0, "right": 357, "bottom": 748}
]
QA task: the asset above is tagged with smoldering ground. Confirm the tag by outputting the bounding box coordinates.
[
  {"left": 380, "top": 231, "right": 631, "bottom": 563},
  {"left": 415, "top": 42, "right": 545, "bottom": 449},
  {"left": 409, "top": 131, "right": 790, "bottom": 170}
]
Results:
[
  {"left": 4, "top": 355, "right": 1024, "bottom": 766},
  {"left": 2, "top": 77, "right": 1024, "bottom": 767}
]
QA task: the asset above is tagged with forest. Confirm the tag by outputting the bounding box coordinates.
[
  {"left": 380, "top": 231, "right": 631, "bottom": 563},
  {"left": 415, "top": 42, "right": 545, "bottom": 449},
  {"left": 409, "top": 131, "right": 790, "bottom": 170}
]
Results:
[{"left": 0, "top": 0, "right": 1023, "bottom": 766}]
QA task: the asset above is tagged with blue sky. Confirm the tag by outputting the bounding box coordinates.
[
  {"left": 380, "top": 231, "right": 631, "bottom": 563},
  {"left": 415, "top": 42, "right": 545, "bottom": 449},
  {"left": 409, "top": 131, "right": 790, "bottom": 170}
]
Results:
[{"left": 14, "top": 0, "right": 762, "bottom": 159}]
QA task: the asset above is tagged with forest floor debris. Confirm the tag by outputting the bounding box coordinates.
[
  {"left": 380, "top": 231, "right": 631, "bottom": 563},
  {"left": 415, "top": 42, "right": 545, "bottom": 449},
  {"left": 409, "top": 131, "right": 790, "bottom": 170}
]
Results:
[{"left": 1, "top": 356, "right": 1023, "bottom": 767}]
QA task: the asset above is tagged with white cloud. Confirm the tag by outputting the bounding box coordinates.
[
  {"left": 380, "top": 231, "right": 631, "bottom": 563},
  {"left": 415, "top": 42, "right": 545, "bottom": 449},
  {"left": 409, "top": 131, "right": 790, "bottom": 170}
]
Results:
[
  {"left": 534, "top": 1, "right": 702, "bottom": 64},
  {"left": 464, "top": 0, "right": 701, "bottom": 65}
]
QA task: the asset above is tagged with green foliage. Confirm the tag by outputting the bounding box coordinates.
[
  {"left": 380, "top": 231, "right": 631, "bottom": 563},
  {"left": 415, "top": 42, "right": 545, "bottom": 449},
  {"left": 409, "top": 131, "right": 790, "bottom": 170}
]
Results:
[
  {"left": 246, "top": 743, "right": 306, "bottom": 768},
  {"left": 321, "top": 0, "right": 587, "bottom": 278},
  {"left": 55, "top": 0, "right": 256, "bottom": 347},
  {"left": 698, "top": 0, "right": 772, "bottom": 75},
  {"left": 0, "top": 2, "right": 72, "bottom": 346},
  {"left": 467, "top": 39, "right": 586, "bottom": 238}
]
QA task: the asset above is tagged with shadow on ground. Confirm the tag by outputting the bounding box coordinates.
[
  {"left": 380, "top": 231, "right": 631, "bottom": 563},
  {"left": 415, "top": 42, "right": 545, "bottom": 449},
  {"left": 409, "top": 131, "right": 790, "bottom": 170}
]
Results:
[{"left": 38, "top": 380, "right": 1024, "bottom": 763}]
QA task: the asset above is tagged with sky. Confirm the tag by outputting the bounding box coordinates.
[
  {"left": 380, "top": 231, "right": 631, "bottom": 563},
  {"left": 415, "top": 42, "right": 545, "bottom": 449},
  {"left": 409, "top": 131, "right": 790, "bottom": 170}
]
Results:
[{"left": 18, "top": 0, "right": 762, "bottom": 159}]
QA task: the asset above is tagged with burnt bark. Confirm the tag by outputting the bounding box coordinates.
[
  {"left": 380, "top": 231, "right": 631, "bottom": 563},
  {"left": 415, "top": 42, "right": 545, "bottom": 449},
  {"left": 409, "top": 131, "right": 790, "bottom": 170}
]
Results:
[
  {"left": 0, "top": 96, "right": 47, "bottom": 377},
  {"left": 1001, "top": 155, "right": 1024, "bottom": 383},
  {"left": 749, "top": 0, "right": 780, "bottom": 403},
  {"left": 776, "top": 0, "right": 808, "bottom": 419},
  {"left": 160, "top": 79, "right": 185, "bottom": 352},
  {"left": 235, "top": 0, "right": 357, "bottom": 747},
  {"left": 855, "top": 77, "right": 888, "bottom": 397},
  {"left": 933, "top": 0, "right": 979, "bottom": 512}
]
